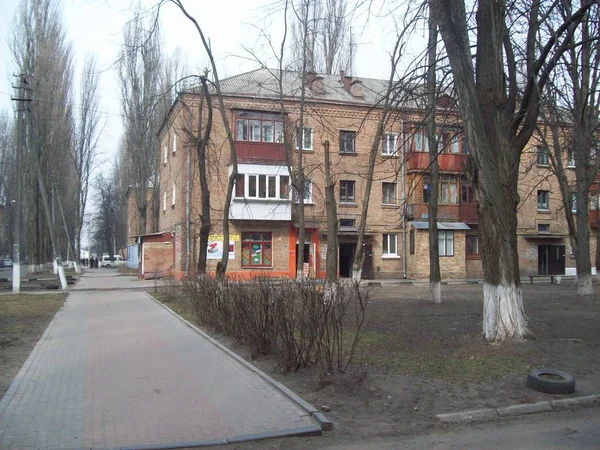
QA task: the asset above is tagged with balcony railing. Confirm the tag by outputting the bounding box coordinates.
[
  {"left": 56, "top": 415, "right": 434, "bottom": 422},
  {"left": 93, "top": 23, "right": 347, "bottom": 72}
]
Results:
[
  {"left": 407, "top": 202, "right": 478, "bottom": 223},
  {"left": 408, "top": 152, "right": 467, "bottom": 172},
  {"left": 590, "top": 210, "right": 600, "bottom": 228},
  {"left": 233, "top": 142, "right": 286, "bottom": 164}
]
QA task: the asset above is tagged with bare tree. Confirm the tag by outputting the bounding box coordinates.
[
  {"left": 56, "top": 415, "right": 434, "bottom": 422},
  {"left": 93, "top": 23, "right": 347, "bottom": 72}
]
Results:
[
  {"left": 72, "top": 56, "right": 102, "bottom": 266},
  {"left": 429, "top": 0, "right": 597, "bottom": 341},
  {"left": 290, "top": 0, "right": 355, "bottom": 74},
  {"left": 10, "top": 0, "right": 76, "bottom": 271},
  {"left": 119, "top": 9, "right": 163, "bottom": 236},
  {"left": 539, "top": 3, "right": 600, "bottom": 296},
  {"left": 426, "top": 15, "right": 441, "bottom": 304}
]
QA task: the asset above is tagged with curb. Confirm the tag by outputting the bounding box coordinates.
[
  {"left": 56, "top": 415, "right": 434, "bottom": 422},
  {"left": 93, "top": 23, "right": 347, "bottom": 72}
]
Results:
[
  {"left": 437, "top": 394, "right": 600, "bottom": 423},
  {"left": 146, "top": 292, "right": 332, "bottom": 433}
]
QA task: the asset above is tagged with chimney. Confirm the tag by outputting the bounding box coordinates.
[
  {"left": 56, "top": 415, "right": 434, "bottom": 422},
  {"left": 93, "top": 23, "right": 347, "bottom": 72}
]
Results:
[{"left": 350, "top": 79, "right": 364, "bottom": 98}]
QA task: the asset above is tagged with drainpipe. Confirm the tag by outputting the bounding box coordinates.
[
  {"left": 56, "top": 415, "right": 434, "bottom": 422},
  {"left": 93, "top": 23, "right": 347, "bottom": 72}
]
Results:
[
  {"left": 401, "top": 116, "right": 407, "bottom": 278},
  {"left": 185, "top": 138, "right": 191, "bottom": 278}
]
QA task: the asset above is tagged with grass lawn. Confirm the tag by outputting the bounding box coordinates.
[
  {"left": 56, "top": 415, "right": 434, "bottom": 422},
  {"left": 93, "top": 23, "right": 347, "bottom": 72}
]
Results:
[{"left": 0, "top": 293, "right": 67, "bottom": 399}]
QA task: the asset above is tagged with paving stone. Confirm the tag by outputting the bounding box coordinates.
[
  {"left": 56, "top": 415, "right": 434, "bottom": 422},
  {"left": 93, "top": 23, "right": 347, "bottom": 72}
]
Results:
[{"left": 0, "top": 273, "right": 322, "bottom": 449}]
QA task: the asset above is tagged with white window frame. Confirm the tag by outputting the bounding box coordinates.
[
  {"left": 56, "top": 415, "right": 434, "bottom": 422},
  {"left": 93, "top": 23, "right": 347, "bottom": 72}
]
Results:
[
  {"left": 537, "top": 190, "right": 550, "bottom": 210},
  {"left": 382, "top": 233, "right": 398, "bottom": 257},
  {"left": 537, "top": 147, "right": 549, "bottom": 166},
  {"left": 382, "top": 133, "right": 398, "bottom": 156},
  {"left": 163, "top": 144, "right": 168, "bottom": 164},
  {"left": 234, "top": 174, "right": 290, "bottom": 200},
  {"left": 414, "top": 131, "right": 429, "bottom": 152},
  {"left": 438, "top": 230, "right": 454, "bottom": 256},
  {"left": 172, "top": 134, "right": 177, "bottom": 155},
  {"left": 163, "top": 190, "right": 167, "bottom": 212},
  {"left": 567, "top": 150, "right": 575, "bottom": 168},
  {"left": 172, "top": 182, "right": 176, "bottom": 206},
  {"left": 294, "top": 178, "right": 313, "bottom": 204},
  {"left": 382, "top": 182, "right": 397, "bottom": 205},
  {"left": 295, "top": 127, "right": 313, "bottom": 151}
]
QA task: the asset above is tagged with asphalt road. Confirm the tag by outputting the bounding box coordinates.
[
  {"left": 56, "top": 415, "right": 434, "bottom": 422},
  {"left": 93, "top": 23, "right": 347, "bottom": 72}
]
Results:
[
  {"left": 0, "top": 265, "right": 27, "bottom": 280},
  {"left": 277, "top": 407, "right": 600, "bottom": 450}
]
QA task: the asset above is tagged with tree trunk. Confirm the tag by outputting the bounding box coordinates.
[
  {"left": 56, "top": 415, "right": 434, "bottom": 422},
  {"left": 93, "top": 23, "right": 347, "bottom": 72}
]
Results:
[
  {"left": 324, "top": 140, "right": 338, "bottom": 280},
  {"left": 426, "top": 15, "right": 441, "bottom": 304},
  {"left": 196, "top": 76, "right": 212, "bottom": 276}
]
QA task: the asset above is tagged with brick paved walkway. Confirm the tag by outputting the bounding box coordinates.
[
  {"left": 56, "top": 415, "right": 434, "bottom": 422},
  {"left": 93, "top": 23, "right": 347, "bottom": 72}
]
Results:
[{"left": 0, "top": 278, "right": 320, "bottom": 449}]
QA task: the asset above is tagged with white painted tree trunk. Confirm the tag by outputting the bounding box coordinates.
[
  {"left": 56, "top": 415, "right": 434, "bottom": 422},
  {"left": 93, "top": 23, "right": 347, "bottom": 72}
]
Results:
[
  {"left": 430, "top": 281, "right": 441, "bottom": 304},
  {"left": 352, "top": 267, "right": 362, "bottom": 282},
  {"left": 576, "top": 273, "right": 593, "bottom": 297},
  {"left": 483, "top": 282, "right": 528, "bottom": 341}
]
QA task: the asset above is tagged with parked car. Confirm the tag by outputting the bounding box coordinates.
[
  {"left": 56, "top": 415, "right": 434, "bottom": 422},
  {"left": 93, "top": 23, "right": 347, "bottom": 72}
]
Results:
[
  {"left": 3, "top": 258, "right": 13, "bottom": 268},
  {"left": 100, "top": 255, "right": 125, "bottom": 268}
]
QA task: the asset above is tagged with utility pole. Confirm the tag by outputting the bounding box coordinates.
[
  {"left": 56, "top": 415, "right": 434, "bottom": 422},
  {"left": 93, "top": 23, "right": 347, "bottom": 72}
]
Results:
[
  {"left": 57, "top": 193, "right": 79, "bottom": 274},
  {"left": 10, "top": 75, "right": 29, "bottom": 294}
]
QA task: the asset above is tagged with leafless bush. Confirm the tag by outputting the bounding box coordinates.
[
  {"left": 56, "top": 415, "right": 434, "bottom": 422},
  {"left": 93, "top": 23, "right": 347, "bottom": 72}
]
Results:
[{"left": 182, "top": 277, "right": 369, "bottom": 376}]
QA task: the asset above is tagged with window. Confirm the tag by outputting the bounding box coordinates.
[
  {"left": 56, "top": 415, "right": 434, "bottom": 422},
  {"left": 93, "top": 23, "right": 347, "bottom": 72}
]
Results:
[
  {"left": 382, "top": 133, "right": 398, "bottom": 156},
  {"left": 163, "top": 144, "right": 168, "bottom": 164},
  {"left": 567, "top": 150, "right": 575, "bottom": 168},
  {"left": 339, "top": 130, "right": 356, "bottom": 153},
  {"left": 537, "top": 190, "right": 549, "bottom": 210},
  {"left": 440, "top": 175, "right": 459, "bottom": 205},
  {"left": 241, "top": 232, "right": 272, "bottom": 267},
  {"left": 461, "top": 175, "right": 475, "bottom": 204},
  {"left": 571, "top": 192, "right": 577, "bottom": 213},
  {"left": 340, "top": 180, "right": 355, "bottom": 203},
  {"left": 234, "top": 174, "right": 287, "bottom": 199},
  {"left": 422, "top": 176, "right": 431, "bottom": 203},
  {"left": 466, "top": 235, "right": 480, "bottom": 258},
  {"left": 461, "top": 135, "right": 469, "bottom": 154},
  {"left": 414, "top": 131, "right": 429, "bottom": 152},
  {"left": 235, "top": 111, "right": 284, "bottom": 143},
  {"left": 294, "top": 178, "right": 313, "bottom": 203},
  {"left": 438, "top": 230, "right": 454, "bottom": 256},
  {"left": 163, "top": 190, "right": 167, "bottom": 212},
  {"left": 339, "top": 218, "right": 356, "bottom": 229},
  {"left": 537, "top": 147, "right": 549, "bottom": 166},
  {"left": 409, "top": 229, "right": 415, "bottom": 254},
  {"left": 172, "top": 182, "right": 176, "bottom": 206},
  {"left": 382, "top": 182, "right": 397, "bottom": 204},
  {"left": 296, "top": 127, "right": 313, "bottom": 150},
  {"left": 538, "top": 223, "right": 550, "bottom": 233},
  {"left": 172, "top": 134, "right": 177, "bottom": 155},
  {"left": 382, "top": 233, "right": 398, "bottom": 256},
  {"left": 450, "top": 135, "right": 460, "bottom": 154}
]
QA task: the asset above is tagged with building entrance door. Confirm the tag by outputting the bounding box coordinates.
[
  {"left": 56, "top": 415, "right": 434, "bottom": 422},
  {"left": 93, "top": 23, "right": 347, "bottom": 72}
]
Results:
[
  {"left": 339, "top": 243, "right": 355, "bottom": 278},
  {"left": 538, "top": 245, "right": 565, "bottom": 275}
]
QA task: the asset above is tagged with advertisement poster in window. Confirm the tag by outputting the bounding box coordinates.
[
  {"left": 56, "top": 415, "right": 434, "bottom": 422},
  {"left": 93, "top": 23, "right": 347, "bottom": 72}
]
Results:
[{"left": 206, "top": 241, "right": 235, "bottom": 259}]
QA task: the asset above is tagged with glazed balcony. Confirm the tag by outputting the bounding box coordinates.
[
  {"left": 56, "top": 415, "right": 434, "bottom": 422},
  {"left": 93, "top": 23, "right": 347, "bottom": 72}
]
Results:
[
  {"left": 407, "top": 152, "right": 467, "bottom": 173},
  {"left": 233, "top": 142, "right": 286, "bottom": 164}
]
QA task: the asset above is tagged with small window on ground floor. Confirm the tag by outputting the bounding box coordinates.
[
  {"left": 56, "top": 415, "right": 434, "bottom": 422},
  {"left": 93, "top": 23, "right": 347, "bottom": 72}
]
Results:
[
  {"left": 382, "top": 233, "right": 398, "bottom": 256},
  {"left": 466, "top": 235, "right": 480, "bottom": 258},
  {"left": 241, "top": 232, "right": 272, "bottom": 267},
  {"left": 439, "top": 230, "right": 454, "bottom": 256}
]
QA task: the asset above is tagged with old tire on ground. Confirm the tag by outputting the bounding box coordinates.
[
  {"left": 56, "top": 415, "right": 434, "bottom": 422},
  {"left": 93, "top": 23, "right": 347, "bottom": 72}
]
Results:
[{"left": 527, "top": 368, "right": 575, "bottom": 394}]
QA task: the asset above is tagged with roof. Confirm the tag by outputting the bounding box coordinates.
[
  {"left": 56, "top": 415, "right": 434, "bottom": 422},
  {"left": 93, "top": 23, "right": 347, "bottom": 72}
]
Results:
[
  {"left": 410, "top": 221, "right": 471, "bottom": 231},
  {"left": 183, "top": 68, "right": 428, "bottom": 110}
]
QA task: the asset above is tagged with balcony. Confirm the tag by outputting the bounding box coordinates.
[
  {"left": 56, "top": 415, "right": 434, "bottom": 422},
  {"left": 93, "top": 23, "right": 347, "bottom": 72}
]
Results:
[
  {"left": 230, "top": 198, "right": 291, "bottom": 221},
  {"left": 407, "top": 202, "right": 478, "bottom": 223},
  {"left": 233, "top": 142, "right": 286, "bottom": 164},
  {"left": 408, "top": 152, "right": 467, "bottom": 173},
  {"left": 590, "top": 210, "right": 600, "bottom": 228}
]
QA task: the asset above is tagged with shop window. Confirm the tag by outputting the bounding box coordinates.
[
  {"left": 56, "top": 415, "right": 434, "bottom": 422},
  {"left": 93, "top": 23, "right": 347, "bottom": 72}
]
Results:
[{"left": 241, "top": 232, "right": 272, "bottom": 267}]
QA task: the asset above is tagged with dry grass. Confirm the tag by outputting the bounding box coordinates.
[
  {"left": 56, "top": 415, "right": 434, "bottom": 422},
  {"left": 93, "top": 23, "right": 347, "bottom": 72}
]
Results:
[{"left": 0, "top": 293, "right": 67, "bottom": 398}]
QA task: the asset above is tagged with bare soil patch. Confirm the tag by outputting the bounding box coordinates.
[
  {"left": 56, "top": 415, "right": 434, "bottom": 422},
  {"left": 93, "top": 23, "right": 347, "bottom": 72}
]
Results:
[
  {"left": 153, "top": 281, "right": 600, "bottom": 449},
  {"left": 0, "top": 293, "right": 67, "bottom": 398}
]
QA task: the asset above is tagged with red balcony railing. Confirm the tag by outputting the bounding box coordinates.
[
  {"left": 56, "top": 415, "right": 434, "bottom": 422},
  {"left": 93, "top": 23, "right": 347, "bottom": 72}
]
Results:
[
  {"left": 407, "top": 202, "right": 478, "bottom": 224},
  {"left": 408, "top": 152, "right": 467, "bottom": 172},
  {"left": 459, "top": 203, "right": 478, "bottom": 223},
  {"left": 233, "top": 142, "right": 286, "bottom": 164},
  {"left": 590, "top": 210, "right": 600, "bottom": 228}
]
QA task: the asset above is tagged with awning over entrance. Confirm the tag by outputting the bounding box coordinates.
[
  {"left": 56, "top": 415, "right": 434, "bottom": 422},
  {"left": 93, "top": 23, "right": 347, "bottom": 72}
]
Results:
[
  {"left": 523, "top": 233, "right": 567, "bottom": 240},
  {"left": 410, "top": 221, "right": 471, "bottom": 231}
]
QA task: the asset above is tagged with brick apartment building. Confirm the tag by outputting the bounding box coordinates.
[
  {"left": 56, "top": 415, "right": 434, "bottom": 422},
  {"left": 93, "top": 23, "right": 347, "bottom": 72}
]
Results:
[{"left": 137, "top": 68, "right": 596, "bottom": 280}]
